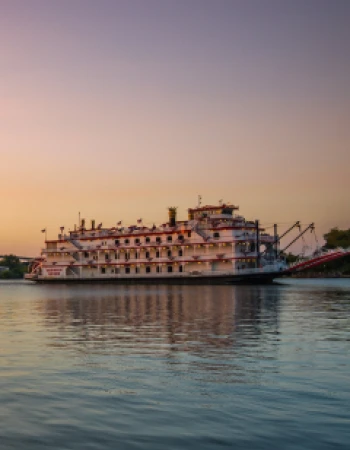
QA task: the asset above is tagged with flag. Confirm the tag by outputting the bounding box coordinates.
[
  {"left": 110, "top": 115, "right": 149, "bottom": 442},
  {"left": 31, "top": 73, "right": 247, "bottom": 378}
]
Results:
[
  {"left": 60, "top": 226, "right": 64, "bottom": 231},
  {"left": 137, "top": 219, "right": 142, "bottom": 224},
  {"left": 41, "top": 229, "right": 46, "bottom": 233},
  {"left": 117, "top": 221, "right": 122, "bottom": 226}
]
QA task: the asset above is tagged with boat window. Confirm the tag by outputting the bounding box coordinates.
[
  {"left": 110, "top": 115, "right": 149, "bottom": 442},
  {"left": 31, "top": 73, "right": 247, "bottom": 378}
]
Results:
[
  {"left": 101, "top": 267, "right": 106, "bottom": 274},
  {"left": 135, "top": 238, "right": 140, "bottom": 244},
  {"left": 156, "top": 266, "right": 161, "bottom": 273},
  {"left": 115, "top": 239, "right": 119, "bottom": 245},
  {"left": 188, "top": 231, "right": 191, "bottom": 238},
  {"left": 213, "top": 232, "right": 220, "bottom": 238},
  {"left": 178, "top": 249, "right": 183, "bottom": 256},
  {"left": 146, "top": 251, "right": 150, "bottom": 258},
  {"left": 156, "top": 251, "right": 160, "bottom": 258},
  {"left": 167, "top": 266, "right": 173, "bottom": 273},
  {"left": 146, "top": 266, "right": 151, "bottom": 273},
  {"left": 125, "top": 267, "right": 130, "bottom": 274},
  {"left": 167, "top": 236, "right": 172, "bottom": 242},
  {"left": 179, "top": 265, "right": 183, "bottom": 272},
  {"left": 115, "top": 253, "right": 118, "bottom": 259},
  {"left": 145, "top": 237, "right": 150, "bottom": 243},
  {"left": 167, "top": 250, "right": 172, "bottom": 257},
  {"left": 156, "top": 237, "right": 161, "bottom": 243},
  {"left": 84, "top": 252, "right": 89, "bottom": 258},
  {"left": 125, "top": 239, "right": 129, "bottom": 244},
  {"left": 135, "top": 267, "right": 139, "bottom": 273}
]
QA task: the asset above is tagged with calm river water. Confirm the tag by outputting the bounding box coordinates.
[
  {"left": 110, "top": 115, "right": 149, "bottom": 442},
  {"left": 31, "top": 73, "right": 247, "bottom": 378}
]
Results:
[{"left": 1, "top": 279, "right": 349, "bottom": 449}]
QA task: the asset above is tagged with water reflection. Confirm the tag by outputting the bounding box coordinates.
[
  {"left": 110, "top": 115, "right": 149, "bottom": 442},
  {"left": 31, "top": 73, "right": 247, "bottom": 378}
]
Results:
[
  {"left": 40, "top": 285, "right": 281, "bottom": 362},
  {"left": 1, "top": 281, "right": 350, "bottom": 450}
]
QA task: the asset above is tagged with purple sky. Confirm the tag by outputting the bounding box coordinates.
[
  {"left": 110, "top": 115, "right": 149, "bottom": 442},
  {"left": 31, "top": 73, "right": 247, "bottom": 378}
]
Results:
[{"left": 0, "top": 0, "right": 349, "bottom": 254}]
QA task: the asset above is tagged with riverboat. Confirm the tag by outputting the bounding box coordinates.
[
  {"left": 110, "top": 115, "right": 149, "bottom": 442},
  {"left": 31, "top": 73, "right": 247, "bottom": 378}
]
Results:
[{"left": 25, "top": 201, "right": 294, "bottom": 284}]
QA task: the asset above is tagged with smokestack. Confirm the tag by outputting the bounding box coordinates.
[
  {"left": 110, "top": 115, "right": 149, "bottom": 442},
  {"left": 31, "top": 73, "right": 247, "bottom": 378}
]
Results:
[
  {"left": 168, "top": 207, "right": 177, "bottom": 227},
  {"left": 81, "top": 218, "right": 85, "bottom": 229},
  {"left": 91, "top": 219, "right": 95, "bottom": 230}
]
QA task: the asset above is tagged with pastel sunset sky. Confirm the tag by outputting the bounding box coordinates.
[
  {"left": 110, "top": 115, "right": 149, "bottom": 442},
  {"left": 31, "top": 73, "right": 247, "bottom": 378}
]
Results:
[{"left": 1, "top": 0, "right": 349, "bottom": 256}]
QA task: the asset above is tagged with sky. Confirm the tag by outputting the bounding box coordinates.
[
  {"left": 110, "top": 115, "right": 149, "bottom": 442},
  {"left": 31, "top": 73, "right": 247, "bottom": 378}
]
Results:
[{"left": 0, "top": 0, "right": 349, "bottom": 256}]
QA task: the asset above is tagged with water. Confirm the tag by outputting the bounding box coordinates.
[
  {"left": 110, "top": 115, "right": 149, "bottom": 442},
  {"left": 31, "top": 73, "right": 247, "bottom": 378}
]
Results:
[{"left": 1, "top": 279, "right": 349, "bottom": 449}]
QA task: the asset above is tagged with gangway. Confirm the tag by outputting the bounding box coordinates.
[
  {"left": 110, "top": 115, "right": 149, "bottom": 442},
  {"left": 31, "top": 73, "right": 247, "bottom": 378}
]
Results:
[{"left": 285, "top": 247, "right": 350, "bottom": 274}]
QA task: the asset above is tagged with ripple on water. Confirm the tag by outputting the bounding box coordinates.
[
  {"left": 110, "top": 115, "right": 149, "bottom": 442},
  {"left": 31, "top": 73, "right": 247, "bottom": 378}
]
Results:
[{"left": 0, "top": 280, "right": 350, "bottom": 449}]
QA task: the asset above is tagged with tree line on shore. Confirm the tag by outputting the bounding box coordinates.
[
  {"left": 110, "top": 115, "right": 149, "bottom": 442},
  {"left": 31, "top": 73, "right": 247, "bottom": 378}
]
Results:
[
  {"left": 0, "top": 255, "right": 28, "bottom": 279},
  {"left": 1, "top": 228, "right": 349, "bottom": 279}
]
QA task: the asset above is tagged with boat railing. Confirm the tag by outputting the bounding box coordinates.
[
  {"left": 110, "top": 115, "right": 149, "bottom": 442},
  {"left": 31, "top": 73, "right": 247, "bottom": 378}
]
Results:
[
  {"left": 235, "top": 265, "right": 282, "bottom": 275},
  {"left": 234, "top": 236, "right": 256, "bottom": 242},
  {"left": 62, "top": 270, "right": 237, "bottom": 279},
  {"left": 60, "top": 267, "right": 280, "bottom": 279}
]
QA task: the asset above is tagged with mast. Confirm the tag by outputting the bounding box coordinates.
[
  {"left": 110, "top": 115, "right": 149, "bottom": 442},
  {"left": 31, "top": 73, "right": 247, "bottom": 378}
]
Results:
[
  {"left": 274, "top": 223, "right": 278, "bottom": 259},
  {"left": 255, "top": 219, "right": 260, "bottom": 268}
]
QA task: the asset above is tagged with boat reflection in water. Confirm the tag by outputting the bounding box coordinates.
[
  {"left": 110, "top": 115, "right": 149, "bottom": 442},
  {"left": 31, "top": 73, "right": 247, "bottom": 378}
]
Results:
[
  {"left": 2, "top": 280, "right": 350, "bottom": 450},
  {"left": 40, "top": 285, "right": 281, "bottom": 381}
]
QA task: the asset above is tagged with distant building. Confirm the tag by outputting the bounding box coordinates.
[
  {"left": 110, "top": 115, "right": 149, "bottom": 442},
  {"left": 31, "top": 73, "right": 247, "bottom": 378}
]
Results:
[{"left": 0, "top": 266, "right": 9, "bottom": 273}]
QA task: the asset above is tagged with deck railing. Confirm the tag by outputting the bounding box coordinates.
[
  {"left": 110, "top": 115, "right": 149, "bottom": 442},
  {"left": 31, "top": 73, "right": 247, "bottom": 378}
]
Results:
[{"left": 36, "top": 264, "right": 285, "bottom": 281}]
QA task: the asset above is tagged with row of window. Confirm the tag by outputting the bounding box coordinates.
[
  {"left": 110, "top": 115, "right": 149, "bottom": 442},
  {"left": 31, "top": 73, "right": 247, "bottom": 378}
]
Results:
[
  {"left": 111, "top": 231, "right": 221, "bottom": 245},
  {"left": 114, "top": 249, "right": 182, "bottom": 259},
  {"left": 66, "top": 231, "right": 221, "bottom": 251},
  {"left": 84, "top": 250, "right": 184, "bottom": 259},
  {"left": 100, "top": 265, "right": 183, "bottom": 274},
  {"left": 114, "top": 233, "right": 191, "bottom": 246}
]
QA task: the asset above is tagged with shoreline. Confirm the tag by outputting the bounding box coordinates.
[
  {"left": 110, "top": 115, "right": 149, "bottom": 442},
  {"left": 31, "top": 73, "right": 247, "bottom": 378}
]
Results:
[{"left": 290, "top": 273, "right": 350, "bottom": 279}]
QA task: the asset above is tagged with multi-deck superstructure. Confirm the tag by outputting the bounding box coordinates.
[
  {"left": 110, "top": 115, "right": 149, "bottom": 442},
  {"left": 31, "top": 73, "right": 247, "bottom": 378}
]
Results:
[{"left": 26, "top": 203, "right": 289, "bottom": 283}]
